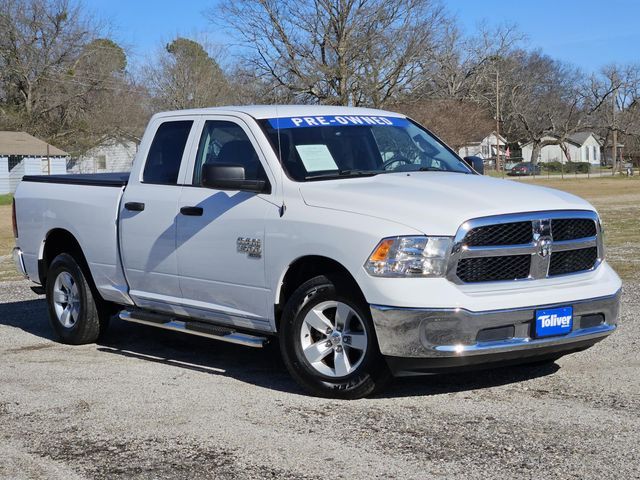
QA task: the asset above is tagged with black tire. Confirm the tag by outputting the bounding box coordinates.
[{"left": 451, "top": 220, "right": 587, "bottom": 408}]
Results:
[
  {"left": 45, "top": 253, "right": 110, "bottom": 344},
  {"left": 280, "top": 275, "right": 390, "bottom": 399}
]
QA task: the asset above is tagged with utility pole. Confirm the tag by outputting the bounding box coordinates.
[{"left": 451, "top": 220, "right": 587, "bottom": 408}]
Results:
[
  {"left": 612, "top": 85, "right": 618, "bottom": 175},
  {"left": 496, "top": 69, "right": 501, "bottom": 172}
]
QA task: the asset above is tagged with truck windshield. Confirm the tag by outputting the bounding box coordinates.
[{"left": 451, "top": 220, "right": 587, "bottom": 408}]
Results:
[{"left": 259, "top": 115, "right": 471, "bottom": 181}]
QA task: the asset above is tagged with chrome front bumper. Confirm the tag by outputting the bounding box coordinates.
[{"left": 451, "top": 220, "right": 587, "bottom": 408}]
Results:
[
  {"left": 371, "top": 290, "right": 620, "bottom": 374},
  {"left": 12, "top": 247, "right": 27, "bottom": 278}
]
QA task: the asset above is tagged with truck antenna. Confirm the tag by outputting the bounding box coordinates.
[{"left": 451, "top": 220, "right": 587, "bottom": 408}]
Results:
[{"left": 275, "top": 103, "right": 286, "bottom": 217}]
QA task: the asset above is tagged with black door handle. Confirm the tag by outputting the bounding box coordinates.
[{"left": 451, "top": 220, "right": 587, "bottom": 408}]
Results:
[
  {"left": 125, "top": 202, "right": 145, "bottom": 212},
  {"left": 180, "top": 206, "right": 204, "bottom": 216}
]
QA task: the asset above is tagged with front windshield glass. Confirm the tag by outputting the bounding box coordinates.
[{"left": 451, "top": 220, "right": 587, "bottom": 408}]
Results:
[{"left": 260, "top": 115, "right": 472, "bottom": 181}]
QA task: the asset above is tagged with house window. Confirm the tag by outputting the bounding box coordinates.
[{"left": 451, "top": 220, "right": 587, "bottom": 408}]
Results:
[
  {"left": 96, "top": 155, "right": 107, "bottom": 170},
  {"left": 585, "top": 147, "right": 590, "bottom": 161},
  {"left": 593, "top": 146, "right": 598, "bottom": 162}
]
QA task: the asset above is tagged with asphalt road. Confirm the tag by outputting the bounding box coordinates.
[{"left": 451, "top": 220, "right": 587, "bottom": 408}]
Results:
[{"left": 1, "top": 279, "right": 638, "bottom": 479}]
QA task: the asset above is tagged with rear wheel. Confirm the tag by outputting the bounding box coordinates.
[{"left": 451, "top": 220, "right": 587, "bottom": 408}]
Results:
[
  {"left": 46, "top": 253, "right": 110, "bottom": 344},
  {"left": 280, "top": 275, "right": 390, "bottom": 399}
]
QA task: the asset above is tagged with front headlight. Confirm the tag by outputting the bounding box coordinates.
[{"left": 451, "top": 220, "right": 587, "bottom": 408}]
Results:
[{"left": 364, "top": 236, "right": 453, "bottom": 277}]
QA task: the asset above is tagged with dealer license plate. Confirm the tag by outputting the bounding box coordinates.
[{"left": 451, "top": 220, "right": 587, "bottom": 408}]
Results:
[{"left": 535, "top": 306, "right": 573, "bottom": 338}]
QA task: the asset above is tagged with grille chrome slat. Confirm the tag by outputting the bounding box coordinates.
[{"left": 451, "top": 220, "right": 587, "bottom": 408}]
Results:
[
  {"left": 447, "top": 211, "right": 602, "bottom": 284},
  {"left": 551, "top": 236, "right": 597, "bottom": 252},
  {"left": 462, "top": 243, "right": 536, "bottom": 257}
]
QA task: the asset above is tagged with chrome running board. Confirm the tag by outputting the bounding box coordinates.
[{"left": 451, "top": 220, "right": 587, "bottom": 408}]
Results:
[{"left": 118, "top": 310, "right": 268, "bottom": 348}]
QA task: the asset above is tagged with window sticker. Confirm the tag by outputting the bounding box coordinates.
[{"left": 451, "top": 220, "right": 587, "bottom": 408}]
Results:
[
  {"left": 268, "top": 115, "right": 409, "bottom": 129},
  {"left": 294, "top": 144, "right": 338, "bottom": 172}
]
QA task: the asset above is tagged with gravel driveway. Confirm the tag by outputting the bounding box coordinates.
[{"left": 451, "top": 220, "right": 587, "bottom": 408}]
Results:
[{"left": 1, "top": 279, "right": 638, "bottom": 479}]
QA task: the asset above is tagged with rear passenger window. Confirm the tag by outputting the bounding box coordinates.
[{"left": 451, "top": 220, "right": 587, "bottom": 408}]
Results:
[{"left": 143, "top": 121, "right": 193, "bottom": 184}]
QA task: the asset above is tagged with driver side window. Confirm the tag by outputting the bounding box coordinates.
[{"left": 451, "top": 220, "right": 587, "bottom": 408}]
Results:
[{"left": 193, "top": 120, "right": 267, "bottom": 186}]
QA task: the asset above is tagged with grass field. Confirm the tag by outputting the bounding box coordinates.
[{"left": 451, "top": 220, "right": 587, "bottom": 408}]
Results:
[
  {"left": 0, "top": 194, "right": 13, "bottom": 205},
  {"left": 0, "top": 203, "right": 18, "bottom": 281},
  {"left": 0, "top": 177, "right": 638, "bottom": 282}
]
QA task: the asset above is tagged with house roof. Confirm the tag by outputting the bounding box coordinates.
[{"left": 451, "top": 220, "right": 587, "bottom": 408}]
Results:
[
  {"left": 462, "top": 131, "right": 507, "bottom": 145},
  {"left": 521, "top": 131, "right": 601, "bottom": 148},
  {"left": 567, "top": 131, "right": 599, "bottom": 146},
  {"left": 0, "top": 131, "right": 69, "bottom": 157}
]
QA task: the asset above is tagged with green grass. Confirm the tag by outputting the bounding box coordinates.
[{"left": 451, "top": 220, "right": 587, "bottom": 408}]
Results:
[{"left": 0, "top": 194, "right": 13, "bottom": 205}]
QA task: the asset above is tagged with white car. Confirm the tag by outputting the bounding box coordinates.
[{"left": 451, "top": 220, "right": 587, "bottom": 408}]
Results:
[{"left": 12, "top": 106, "right": 621, "bottom": 398}]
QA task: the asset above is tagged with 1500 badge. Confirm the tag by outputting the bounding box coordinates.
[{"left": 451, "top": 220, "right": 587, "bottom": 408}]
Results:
[{"left": 237, "top": 237, "right": 262, "bottom": 258}]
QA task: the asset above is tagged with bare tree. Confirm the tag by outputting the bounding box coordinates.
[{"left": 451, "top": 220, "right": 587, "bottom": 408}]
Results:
[
  {"left": 212, "top": 0, "right": 450, "bottom": 107},
  {"left": 485, "top": 50, "right": 587, "bottom": 165},
  {"left": 583, "top": 64, "right": 640, "bottom": 169},
  {"left": 416, "top": 23, "right": 522, "bottom": 101},
  {"left": 0, "top": 0, "right": 93, "bottom": 121},
  {"left": 0, "top": 0, "right": 149, "bottom": 154}
]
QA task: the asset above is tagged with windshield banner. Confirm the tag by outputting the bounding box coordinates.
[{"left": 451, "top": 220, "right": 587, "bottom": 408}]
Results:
[{"left": 268, "top": 115, "right": 409, "bottom": 129}]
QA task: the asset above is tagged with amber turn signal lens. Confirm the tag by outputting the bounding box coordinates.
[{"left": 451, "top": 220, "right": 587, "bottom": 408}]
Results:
[{"left": 369, "top": 239, "right": 394, "bottom": 262}]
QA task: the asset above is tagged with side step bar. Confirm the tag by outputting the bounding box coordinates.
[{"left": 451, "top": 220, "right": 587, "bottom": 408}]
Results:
[{"left": 118, "top": 310, "right": 268, "bottom": 348}]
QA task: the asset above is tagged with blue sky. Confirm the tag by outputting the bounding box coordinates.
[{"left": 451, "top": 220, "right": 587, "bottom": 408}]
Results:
[{"left": 91, "top": 0, "right": 640, "bottom": 72}]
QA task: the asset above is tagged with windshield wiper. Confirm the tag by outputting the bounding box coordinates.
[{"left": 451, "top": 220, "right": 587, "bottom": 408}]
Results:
[
  {"left": 304, "top": 169, "right": 383, "bottom": 181},
  {"left": 416, "top": 166, "right": 469, "bottom": 173}
]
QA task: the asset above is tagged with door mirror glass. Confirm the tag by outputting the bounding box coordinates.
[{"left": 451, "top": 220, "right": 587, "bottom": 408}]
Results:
[
  {"left": 463, "top": 156, "right": 484, "bottom": 175},
  {"left": 201, "top": 163, "right": 268, "bottom": 192}
]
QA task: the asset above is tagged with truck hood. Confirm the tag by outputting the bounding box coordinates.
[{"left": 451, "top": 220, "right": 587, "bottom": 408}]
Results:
[{"left": 299, "top": 172, "right": 595, "bottom": 235}]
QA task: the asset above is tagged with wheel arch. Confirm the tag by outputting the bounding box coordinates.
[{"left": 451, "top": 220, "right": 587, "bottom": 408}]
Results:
[
  {"left": 39, "top": 229, "right": 94, "bottom": 292},
  {"left": 275, "top": 255, "right": 367, "bottom": 330}
]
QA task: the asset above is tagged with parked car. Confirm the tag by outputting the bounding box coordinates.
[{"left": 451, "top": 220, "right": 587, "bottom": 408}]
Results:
[
  {"left": 12, "top": 106, "right": 621, "bottom": 399},
  {"left": 507, "top": 162, "right": 541, "bottom": 176}
]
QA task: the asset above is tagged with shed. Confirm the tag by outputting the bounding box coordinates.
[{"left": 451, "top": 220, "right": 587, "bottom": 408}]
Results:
[{"left": 0, "top": 131, "right": 69, "bottom": 193}]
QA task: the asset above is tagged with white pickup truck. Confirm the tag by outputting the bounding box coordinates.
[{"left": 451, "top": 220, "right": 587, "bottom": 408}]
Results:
[{"left": 12, "top": 106, "right": 621, "bottom": 399}]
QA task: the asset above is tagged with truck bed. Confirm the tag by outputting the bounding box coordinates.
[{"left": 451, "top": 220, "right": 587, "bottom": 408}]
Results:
[
  {"left": 14, "top": 174, "right": 132, "bottom": 306},
  {"left": 22, "top": 172, "right": 130, "bottom": 187}
]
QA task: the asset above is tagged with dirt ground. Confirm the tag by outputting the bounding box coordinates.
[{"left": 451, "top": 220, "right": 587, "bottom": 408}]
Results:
[{"left": 0, "top": 280, "right": 638, "bottom": 479}]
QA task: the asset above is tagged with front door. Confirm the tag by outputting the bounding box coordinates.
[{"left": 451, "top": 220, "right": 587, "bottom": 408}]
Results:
[{"left": 176, "top": 117, "right": 278, "bottom": 331}]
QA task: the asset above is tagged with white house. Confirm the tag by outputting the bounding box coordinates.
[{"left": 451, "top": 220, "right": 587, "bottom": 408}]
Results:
[
  {"left": 69, "top": 139, "right": 138, "bottom": 174},
  {"left": 458, "top": 132, "right": 507, "bottom": 161},
  {"left": 521, "top": 132, "right": 602, "bottom": 165},
  {"left": 0, "top": 131, "right": 68, "bottom": 194}
]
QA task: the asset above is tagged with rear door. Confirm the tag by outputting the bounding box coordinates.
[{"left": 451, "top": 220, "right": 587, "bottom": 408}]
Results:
[
  {"left": 120, "top": 117, "right": 197, "bottom": 312},
  {"left": 175, "top": 116, "right": 279, "bottom": 330}
]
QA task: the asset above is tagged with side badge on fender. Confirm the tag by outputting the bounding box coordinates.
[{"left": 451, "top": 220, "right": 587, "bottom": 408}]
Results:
[{"left": 237, "top": 237, "right": 262, "bottom": 258}]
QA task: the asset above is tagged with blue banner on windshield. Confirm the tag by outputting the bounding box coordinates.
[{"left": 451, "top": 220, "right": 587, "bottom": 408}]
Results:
[{"left": 267, "top": 115, "right": 409, "bottom": 129}]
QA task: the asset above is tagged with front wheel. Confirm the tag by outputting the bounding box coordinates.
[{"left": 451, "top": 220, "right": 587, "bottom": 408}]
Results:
[{"left": 280, "top": 275, "right": 390, "bottom": 399}]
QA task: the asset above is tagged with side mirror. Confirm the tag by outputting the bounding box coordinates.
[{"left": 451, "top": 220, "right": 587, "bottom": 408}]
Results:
[
  {"left": 463, "top": 156, "right": 484, "bottom": 175},
  {"left": 201, "top": 163, "right": 268, "bottom": 193}
]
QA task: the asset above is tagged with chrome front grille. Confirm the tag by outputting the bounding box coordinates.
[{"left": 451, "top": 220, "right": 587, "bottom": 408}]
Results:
[{"left": 448, "top": 211, "right": 602, "bottom": 284}]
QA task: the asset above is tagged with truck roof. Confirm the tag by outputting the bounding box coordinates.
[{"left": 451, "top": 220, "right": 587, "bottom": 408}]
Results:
[{"left": 152, "top": 105, "right": 406, "bottom": 120}]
